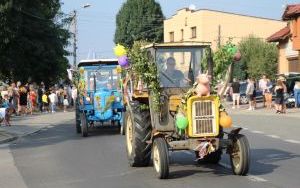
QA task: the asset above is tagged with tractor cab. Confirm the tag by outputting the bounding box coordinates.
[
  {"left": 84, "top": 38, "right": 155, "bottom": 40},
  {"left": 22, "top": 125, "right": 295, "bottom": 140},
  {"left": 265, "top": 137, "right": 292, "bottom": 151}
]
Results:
[{"left": 75, "top": 59, "right": 125, "bottom": 137}]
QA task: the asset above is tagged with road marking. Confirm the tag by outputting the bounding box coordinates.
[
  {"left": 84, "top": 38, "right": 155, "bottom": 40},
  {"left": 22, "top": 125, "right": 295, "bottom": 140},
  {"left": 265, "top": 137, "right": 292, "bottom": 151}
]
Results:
[
  {"left": 284, "top": 139, "right": 300, "bottom": 144},
  {"left": 247, "top": 175, "right": 268, "bottom": 182},
  {"left": 251, "top": 130, "right": 264, "bottom": 134},
  {"left": 266, "top": 135, "right": 281, "bottom": 139}
]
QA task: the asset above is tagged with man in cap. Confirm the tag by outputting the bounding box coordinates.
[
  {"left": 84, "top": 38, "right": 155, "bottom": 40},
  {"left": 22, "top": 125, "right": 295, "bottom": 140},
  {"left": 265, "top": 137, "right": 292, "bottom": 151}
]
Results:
[{"left": 161, "top": 57, "right": 184, "bottom": 87}]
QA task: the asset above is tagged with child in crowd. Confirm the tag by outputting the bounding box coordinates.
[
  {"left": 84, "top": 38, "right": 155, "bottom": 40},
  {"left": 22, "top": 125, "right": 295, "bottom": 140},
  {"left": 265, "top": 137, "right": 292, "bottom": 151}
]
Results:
[
  {"left": 42, "top": 91, "right": 49, "bottom": 113},
  {"left": 63, "top": 95, "right": 69, "bottom": 112}
]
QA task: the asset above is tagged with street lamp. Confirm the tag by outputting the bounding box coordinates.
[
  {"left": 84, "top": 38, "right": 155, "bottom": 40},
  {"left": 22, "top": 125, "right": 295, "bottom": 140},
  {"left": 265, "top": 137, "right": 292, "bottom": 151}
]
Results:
[{"left": 72, "top": 4, "right": 92, "bottom": 68}]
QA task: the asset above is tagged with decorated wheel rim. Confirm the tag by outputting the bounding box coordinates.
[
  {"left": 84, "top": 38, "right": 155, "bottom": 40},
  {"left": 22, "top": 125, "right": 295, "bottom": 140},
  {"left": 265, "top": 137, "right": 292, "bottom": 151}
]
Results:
[
  {"left": 153, "top": 143, "right": 161, "bottom": 173},
  {"left": 231, "top": 140, "right": 241, "bottom": 169},
  {"left": 126, "top": 116, "right": 133, "bottom": 155}
]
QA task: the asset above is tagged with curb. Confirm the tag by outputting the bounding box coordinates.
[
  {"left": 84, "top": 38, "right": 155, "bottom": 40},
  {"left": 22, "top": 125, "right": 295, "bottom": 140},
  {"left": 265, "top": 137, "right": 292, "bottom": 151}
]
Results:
[{"left": 0, "top": 132, "right": 18, "bottom": 144}]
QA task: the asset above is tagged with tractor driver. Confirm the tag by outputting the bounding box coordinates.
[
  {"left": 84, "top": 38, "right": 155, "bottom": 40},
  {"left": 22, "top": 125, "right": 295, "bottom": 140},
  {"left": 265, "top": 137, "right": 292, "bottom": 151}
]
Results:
[{"left": 161, "top": 57, "right": 184, "bottom": 87}]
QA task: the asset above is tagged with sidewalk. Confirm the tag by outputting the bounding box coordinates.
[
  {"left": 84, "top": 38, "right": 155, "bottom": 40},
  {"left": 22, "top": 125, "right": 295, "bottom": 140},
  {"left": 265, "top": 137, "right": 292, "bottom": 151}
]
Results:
[
  {"left": 0, "top": 111, "right": 74, "bottom": 144},
  {"left": 225, "top": 103, "right": 300, "bottom": 119}
]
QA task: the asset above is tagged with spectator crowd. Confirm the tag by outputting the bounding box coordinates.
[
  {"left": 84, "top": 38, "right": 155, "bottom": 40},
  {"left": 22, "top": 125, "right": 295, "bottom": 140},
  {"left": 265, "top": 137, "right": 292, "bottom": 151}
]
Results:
[{"left": 0, "top": 81, "right": 77, "bottom": 126}]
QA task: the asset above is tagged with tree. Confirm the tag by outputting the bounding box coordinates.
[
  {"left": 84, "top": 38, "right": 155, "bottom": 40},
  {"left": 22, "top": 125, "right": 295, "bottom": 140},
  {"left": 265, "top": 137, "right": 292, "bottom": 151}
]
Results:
[
  {"left": 238, "top": 36, "right": 278, "bottom": 80},
  {"left": 114, "top": 0, "right": 164, "bottom": 47},
  {"left": 0, "top": 0, "right": 70, "bottom": 86}
]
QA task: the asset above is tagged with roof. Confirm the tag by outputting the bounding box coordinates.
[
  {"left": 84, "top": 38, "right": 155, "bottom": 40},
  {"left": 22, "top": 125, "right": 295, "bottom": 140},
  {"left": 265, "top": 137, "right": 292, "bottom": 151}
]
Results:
[
  {"left": 78, "top": 59, "right": 118, "bottom": 67},
  {"left": 143, "top": 41, "right": 211, "bottom": 49},
  {"left": 166, "top": 8, "right": 283, "bottom": 22},
  {"left": 282, "top": 4, "right": 300, "bottom": 20},
  {"left": 267, "top": 26, "right": 290, "bottom": 42}
]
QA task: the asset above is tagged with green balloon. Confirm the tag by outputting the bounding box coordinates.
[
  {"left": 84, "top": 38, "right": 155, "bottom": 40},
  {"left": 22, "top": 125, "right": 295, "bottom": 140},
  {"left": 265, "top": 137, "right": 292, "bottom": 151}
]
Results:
[
  {"left": 176, "top": 116, "right": 188, "bottom": 130},
  {"left": 227, "top": 46, "right": 237, "bottom": 55}
]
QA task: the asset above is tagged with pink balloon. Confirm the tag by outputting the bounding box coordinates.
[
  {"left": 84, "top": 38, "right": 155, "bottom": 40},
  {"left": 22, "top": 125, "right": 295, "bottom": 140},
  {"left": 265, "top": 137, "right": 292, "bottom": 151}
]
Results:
[
  {"left": 233, "top": 51, "right": 241, "bottom": 62},
  {"left": 118, "top": 56, "right": 129, "bottom": 67}
]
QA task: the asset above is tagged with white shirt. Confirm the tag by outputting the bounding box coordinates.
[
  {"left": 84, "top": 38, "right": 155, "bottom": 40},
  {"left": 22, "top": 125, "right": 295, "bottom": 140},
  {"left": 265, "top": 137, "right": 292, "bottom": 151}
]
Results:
[
  {"left": 71, "top": 88, "right": 77, "bottom": 99},
  {"left": 48, "top": 93, "right": 58, "bottom": 103}
]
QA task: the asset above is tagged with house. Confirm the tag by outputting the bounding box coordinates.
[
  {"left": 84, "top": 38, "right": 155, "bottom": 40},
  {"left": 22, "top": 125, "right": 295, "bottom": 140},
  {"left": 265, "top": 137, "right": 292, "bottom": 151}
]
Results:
[
  {"left": 267, "top": 4, "right": 300, "bottom": 74},
  {"left": 164, "top": 8, "right": 286, "bottom": 50}
]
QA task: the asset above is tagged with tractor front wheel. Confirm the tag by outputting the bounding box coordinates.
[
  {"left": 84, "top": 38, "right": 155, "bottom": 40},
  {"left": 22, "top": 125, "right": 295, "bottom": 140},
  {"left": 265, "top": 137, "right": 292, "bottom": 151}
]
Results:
[
  {"left": 152, "top": 137, "right": 169, "bottom": 179},
  {"left": 229, "top": 134, "right": 250, "bottom": 175},
  {"left": 80, "top": 113, "right": 88, "bottom": 137}
]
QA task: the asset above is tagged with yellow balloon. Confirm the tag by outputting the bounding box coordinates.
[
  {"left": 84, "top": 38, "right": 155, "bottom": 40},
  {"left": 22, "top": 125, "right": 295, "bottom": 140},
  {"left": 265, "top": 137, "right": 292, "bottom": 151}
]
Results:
[{"left": 114, "top": 44, "right": 126, "bottom": 57}]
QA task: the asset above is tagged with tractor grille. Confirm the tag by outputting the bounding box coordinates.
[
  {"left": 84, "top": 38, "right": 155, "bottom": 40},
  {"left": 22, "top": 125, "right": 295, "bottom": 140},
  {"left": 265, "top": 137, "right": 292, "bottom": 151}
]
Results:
[{"left": 192, "top": 100, "right": 217, "bottom": 136}]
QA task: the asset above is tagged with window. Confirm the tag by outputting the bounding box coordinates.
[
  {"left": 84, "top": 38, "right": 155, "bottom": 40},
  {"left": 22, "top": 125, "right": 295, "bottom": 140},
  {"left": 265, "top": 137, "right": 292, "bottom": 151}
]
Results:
[
  {"left": 181, "top": 29, "right": 184, "bottom": 41},
  {"left": 169, "top": 32, "right": 174, "bottom": 42},
  {"left": 191, "top": 27, "right": 197, "bottom": 38}
]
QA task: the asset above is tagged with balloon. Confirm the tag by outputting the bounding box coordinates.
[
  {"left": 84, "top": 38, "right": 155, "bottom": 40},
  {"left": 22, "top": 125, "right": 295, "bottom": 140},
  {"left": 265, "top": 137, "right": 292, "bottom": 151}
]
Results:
[
  {"left": 227, "top": 46, "right": 238, "bottom": 55},
  {"left": 114, "top": 44, "right": 127, "bottom": 57},
  {"left": 176, "top": 113, "right": 188, "bottom": 130},
  {"left": 219, "top": 112, "right": 232, "bottom": 128},
  {"left": 118, "top": 55, "right": 129, "bottom": 67}
]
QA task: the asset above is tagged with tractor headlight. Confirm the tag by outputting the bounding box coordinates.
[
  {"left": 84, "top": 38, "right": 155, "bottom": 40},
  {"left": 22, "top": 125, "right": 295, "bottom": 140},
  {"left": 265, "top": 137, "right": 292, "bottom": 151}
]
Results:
[
  {"left": 86, "top": 97, "right": 91, "bottom": 102},
  {"left": 115, "top": 96, "right": 121, "bottom": 102}
]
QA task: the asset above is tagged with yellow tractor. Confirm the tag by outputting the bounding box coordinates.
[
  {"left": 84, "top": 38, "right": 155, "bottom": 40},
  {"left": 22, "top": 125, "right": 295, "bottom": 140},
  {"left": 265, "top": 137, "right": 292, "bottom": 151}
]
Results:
[{"left": 123, "top": 42, "right": 250, "bottom": 179}]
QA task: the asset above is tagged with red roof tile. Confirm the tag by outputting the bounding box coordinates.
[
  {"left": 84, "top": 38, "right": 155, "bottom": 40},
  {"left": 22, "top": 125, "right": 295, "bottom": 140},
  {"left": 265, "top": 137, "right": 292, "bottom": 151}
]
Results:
[
  {"left": 282, "top": 4, "right": 300, "bottom": 20},
  {"left": 267, "top": 26, "right": 290, "bottom": 42}
]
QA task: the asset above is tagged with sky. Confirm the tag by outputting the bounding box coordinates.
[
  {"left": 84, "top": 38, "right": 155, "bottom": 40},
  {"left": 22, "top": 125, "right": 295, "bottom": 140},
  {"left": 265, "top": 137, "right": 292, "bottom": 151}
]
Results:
[{"left": 61, "top": 0, "right": 299, "bottom": 63}]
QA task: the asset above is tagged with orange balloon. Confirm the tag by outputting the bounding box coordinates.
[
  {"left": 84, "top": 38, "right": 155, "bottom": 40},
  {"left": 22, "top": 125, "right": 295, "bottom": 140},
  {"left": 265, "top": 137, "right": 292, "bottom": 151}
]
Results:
[{"left": 219, "top": 114, "right": 232, "bottom": 128}]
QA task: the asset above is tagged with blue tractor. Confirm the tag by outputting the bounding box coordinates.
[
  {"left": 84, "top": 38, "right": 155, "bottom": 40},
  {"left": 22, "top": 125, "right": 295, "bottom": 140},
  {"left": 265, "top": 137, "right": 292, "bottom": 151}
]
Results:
[{"left": 75, "top": 59, "right": 125, "bottom": 137}]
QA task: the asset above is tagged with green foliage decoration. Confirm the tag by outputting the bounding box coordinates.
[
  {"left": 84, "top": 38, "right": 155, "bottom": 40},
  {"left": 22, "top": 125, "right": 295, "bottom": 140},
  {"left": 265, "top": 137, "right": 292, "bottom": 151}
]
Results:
[{"left": 127, "top": 41, "right": 161, "bottom": 111}]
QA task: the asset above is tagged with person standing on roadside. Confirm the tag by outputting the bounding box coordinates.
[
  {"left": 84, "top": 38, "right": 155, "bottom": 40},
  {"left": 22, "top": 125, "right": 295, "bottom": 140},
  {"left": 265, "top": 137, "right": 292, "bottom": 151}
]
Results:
[
  {"left": 294, "top": 81, "right": 300, "bottom": 108},
  {"left": 259, "top": 75, "right": 268, "bottom": 108},
  {"left": 71, "top": 86, "right": 77, "bottom": 107},
  {"left": 274, "top": 79, "right": 284, "bottom": 114},
  {"left": 18, "top": 85, "right": 28, "bottom": 116},
  {"left": 37, "top": 83, "right": 44, "bottom": 113},
  {"left": 231, "top": 78, "right": 240, "bottom": 109},
  {"left": 49, "top": 90, "right": 58, "bottom": 113},
  {"left": 265, "top": 79, "right": 273, "bottom": 109},
  {"left": 246, "top": 78, "right": 255, "bottom": 110}
]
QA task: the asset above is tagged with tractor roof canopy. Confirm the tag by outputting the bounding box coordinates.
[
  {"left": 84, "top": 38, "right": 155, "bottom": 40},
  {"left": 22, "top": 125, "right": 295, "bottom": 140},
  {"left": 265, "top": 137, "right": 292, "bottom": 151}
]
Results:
[{"left": 78, "top": 59, "right": 118, "bottom": 67}]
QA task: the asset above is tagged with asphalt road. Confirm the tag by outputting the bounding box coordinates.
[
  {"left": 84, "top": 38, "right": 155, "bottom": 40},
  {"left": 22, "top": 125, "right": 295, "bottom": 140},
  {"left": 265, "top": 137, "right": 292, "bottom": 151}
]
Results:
[{"left": 4, "top": 111, "right": 300, "bottom": 188}]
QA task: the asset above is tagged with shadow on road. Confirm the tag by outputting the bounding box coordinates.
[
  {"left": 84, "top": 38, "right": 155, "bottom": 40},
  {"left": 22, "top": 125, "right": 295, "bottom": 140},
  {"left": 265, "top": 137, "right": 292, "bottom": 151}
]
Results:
[
  {"left": 249, "top": 148, "right": 300, "bottom": 175},
  {"left": 167, "top": 151, "right": 230, "bottom": 179},
  {"left": 10, "top": 121, "right": 121, "bottom": 150}
]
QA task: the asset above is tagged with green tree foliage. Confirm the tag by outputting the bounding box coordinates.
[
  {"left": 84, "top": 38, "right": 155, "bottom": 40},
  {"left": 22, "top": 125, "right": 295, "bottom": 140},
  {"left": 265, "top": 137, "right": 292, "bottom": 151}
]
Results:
[
  {"left": 238, "top": 36, "right": 278, "bottom": 80},
  {"left": 114, "top": 0, "right": 164, "bottom": 47},
  {"left": 0, "top": 0, "right": 70, "bottom": 85},
  {"left": 202, "top": 40, "right": 237, "bottom": 80}
]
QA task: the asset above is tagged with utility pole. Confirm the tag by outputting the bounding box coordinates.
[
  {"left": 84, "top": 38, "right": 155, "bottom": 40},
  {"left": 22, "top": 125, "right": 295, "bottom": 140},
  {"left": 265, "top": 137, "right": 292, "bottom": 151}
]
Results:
[
  {"left": 73, "top": 10, "right": 77, "bottom": 68},
  {"left": 217, "top": 25, "right": 221, "bottom": 48}
]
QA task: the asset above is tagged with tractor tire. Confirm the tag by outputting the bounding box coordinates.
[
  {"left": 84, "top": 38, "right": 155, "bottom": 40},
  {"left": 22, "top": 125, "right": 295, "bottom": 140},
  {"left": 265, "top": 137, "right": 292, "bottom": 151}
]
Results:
[
  {"left": 126, "top": 102, "right": 152, "bottom": 167},
  {"left": 152, "top": 137, "right": 169, "bottom": 179},
  {"left": 229, "top": 134, "right": 250, "bottom": 176},
  {"left": 120, "top": 111, "right": 127, "bottom": 135},
  {"left": 80, "top": 113, "right": 88, "bottom": 137},
  {"left": 75, "top": 107, "right": 81, "bottom": 134}
]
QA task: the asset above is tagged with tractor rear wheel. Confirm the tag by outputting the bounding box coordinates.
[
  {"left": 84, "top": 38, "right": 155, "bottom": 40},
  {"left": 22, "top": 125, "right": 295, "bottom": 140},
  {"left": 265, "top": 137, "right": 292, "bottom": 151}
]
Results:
[
  {"left": 120, "top": 111, "right": 127, "bottom": 135},
  {"left": 126, "top": 102, "right": 152, "bottom": 167}
]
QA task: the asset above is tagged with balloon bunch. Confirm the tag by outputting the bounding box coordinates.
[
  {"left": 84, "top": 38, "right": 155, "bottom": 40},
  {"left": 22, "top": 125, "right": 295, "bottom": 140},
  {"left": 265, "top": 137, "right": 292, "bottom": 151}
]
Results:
[{"left": 114, "top": 44, "right": 129, "bottom": 68}]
